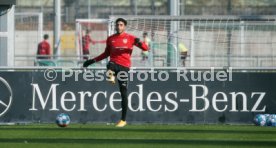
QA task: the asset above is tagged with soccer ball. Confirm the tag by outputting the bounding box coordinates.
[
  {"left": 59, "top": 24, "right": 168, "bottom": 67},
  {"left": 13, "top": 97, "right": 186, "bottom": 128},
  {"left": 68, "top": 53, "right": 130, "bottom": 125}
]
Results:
[
  {"left": 267, "top": 114, "right": 276, "bottom": 127},
  {"left": 56, "top": 113, "right": 70, "bottom": 127},
  {"left": 254, "top": 114, "right": 266, "bottom": 126},
  {"left": 264, "top": 114, "right": 271, "bottom": 126}
]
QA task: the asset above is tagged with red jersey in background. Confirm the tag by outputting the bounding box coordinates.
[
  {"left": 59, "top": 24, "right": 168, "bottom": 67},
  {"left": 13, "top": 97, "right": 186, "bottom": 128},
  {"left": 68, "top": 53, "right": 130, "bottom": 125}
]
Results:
[
  {"left": 82, "top": 35, "right": 93, "bottom": 51},
  {"left": 37, "top": 40, "right": 50, "bottom": 59}
]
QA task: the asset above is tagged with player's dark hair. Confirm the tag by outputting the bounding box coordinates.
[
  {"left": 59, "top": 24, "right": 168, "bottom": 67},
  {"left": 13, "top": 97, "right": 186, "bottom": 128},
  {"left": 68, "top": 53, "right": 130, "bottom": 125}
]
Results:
[
  {"left": 43, "top": 34, "right": 49, "bottom": 40},
  {"left": 115, "top": 18, "right": 127, "bottom": 26}
]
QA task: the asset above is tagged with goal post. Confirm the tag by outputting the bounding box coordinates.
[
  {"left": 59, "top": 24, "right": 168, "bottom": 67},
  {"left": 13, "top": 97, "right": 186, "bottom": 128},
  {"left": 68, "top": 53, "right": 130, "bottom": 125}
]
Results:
[
  {"left": 0, "top": 5, "right": 15, "bottom": 66},
  {"left": 75, "top": 19, "right": 109, "bottom": 64},
  {"left": 14, "top": 12, "right": 43, "bottom": 66},
  {"left": 15, "top": 12, "right": 43, "bottom": 41}
]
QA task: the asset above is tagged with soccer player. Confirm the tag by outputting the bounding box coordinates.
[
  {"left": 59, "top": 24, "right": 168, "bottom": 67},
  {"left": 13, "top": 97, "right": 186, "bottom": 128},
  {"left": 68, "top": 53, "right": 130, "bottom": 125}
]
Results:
[
  {"left": 82, "top": 29, "right": 106, "bottom": 60},
  {"left": 82, "top": 30, "right": 95, "bottom": 60},
  {"left": 178, "top": 43, "right": 188, "bottom": 67},
  {"left": 37, "top": 34, "right": 51, "bottom": 59},
  {"left": 83, "top": 18, "right": 148, "bottom": 127},
  {"left": 141, "top": 32, "right": 151, "bottom": 61}
]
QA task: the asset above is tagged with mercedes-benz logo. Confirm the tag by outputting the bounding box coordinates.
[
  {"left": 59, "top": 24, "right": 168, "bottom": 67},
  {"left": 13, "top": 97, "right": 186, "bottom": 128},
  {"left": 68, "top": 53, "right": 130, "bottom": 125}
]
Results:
[{"left": 0, "top": 77, "right": 12, "bottom": 117}]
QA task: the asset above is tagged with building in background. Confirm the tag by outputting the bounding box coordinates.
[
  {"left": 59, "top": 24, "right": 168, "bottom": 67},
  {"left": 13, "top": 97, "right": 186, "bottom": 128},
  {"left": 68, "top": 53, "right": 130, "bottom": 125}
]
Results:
[{"left": 15, "top": 0, "right": 276, "bottom": 31}]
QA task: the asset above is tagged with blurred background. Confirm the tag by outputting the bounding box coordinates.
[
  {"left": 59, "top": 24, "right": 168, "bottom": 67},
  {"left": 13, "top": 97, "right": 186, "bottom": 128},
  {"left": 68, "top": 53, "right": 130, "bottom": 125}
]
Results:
[
  {"left": 11, "top": 0, "right": 276, "bottom": 67},
  {"left": 15, "top": 0, "right": 276, "bottom": 30}
]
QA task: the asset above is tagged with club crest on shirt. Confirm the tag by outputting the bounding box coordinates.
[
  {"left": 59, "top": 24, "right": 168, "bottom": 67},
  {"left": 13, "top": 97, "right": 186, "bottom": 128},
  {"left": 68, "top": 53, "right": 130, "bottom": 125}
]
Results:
[{"left": 123, "top": 38, "right": 128, "bottom": 44}]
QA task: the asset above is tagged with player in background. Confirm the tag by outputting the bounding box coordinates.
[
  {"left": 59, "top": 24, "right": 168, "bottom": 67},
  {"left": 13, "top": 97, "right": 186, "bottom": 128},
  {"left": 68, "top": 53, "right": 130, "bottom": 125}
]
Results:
[
  {"left": 82, "top": 30, "right": 96, "bottom": 60},
  {"left": 37, "top": 34, "right": 51, "bottom": 59},
  {"left": 83, "top": 18, "right": 148, "bottom": 127},
  {"left": 178, "top": 43, "right": 189, "bottom": 67},
  {"left": 82, "top": 29, "right": 106, "bottom": 60},
  {"left": 141, "top": 32, "right": 151, "bottom": 61}
]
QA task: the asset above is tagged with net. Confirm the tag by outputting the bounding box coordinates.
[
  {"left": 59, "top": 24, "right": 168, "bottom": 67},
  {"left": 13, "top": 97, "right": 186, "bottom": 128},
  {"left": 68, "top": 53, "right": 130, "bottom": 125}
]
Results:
[
  {"left": 75, "top": 19, "right": 109, "bottom": 66},
  {"left": 109, "top": 15, "right": 276, "bottom": 68}
]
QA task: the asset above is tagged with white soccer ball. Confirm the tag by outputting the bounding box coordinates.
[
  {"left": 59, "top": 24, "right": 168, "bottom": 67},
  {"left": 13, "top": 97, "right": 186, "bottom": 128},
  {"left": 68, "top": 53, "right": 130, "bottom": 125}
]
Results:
[
  {"left": 267, "top": 114, "right": 276, "bottom": 127},
  {"left": 254, "top": 114, "right": 266, "bottom": 126},
  {"left": 56, "top": 113, "right": 70, "bottom": 127}
]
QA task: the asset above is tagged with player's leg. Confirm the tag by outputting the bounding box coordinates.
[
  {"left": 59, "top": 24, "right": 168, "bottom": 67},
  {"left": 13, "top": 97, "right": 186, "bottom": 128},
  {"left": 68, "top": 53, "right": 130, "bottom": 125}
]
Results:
[
  {"left": 119, "top": 79, "right": 128, "bottom": 121},
  {"left": 106, "top": 62, "right": 128, "bottom": 127},
  {"left": 106, "top": 62, "right": 116, "bottom": 84},
  {"left": 181, "top": 52, "right": 187, "bottom": 67},
  {"left": 83, "top": 50, "right": 90, "bottom": 60},
  {"left": 115, "top": 80, "right": 128, "bottom": 127},
  {"left": 115, "top": 66, "right": 129, "bottom": 127}
]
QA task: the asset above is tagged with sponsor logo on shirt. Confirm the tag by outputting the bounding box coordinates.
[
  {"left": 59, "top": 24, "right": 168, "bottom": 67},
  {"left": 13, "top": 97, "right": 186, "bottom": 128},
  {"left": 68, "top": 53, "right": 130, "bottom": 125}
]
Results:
[{"left": 123, "top": 38, "right": 128, "bottom": 44}]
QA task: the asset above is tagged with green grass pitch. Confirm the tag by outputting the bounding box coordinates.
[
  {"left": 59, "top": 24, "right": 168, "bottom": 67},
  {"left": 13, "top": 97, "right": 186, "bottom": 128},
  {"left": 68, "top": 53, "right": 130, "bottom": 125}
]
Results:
[{"left": 0, "top": 124, "right": 276, "bottom": 148}]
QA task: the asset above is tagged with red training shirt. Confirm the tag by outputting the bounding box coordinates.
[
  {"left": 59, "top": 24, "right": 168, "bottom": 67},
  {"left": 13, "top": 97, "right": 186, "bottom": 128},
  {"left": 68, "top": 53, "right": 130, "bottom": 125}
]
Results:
[
  {"left": 37, "top": 40, "right": 50, "bottom": 57},
  {"left": 82, "top": 35, "right": 93, "bottom": 51},
  {"left": 93, "top": 32, "right": 148, "bottom": 68}
]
